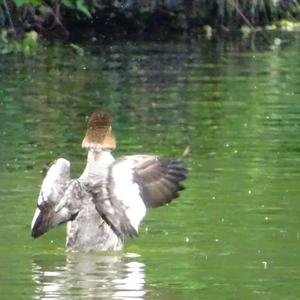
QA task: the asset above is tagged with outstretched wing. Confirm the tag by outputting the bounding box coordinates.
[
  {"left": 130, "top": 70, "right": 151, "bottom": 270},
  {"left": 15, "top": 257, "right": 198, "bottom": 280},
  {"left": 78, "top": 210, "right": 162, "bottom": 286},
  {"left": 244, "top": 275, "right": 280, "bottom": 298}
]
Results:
[
  {"left": 132, "top": 156, "right": 187, "bottom": 207},
  {"left": 89, "top": 155, "right": 187, "bottom": 238},
  {"left": 86, "top": 157, "right": 145, "bottom": 238},
  {"left": 31, "top": 158, "right": 81, "bottom": 238}
]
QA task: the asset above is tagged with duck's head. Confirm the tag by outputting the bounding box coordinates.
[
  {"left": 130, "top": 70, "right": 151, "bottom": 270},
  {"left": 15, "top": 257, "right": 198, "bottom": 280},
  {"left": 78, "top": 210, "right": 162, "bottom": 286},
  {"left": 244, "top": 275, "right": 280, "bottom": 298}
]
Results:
[{"left": 82, "top": 111, "right": 116, "bottom": 151}]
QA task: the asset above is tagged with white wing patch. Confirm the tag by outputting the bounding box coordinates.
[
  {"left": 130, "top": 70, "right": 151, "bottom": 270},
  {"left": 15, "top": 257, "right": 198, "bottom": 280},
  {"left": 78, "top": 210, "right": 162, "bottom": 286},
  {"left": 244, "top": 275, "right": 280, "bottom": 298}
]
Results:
[
  {"left": 31, "top": 208, "right": 42, "bottom": 230},
  {"left": 31, "top": 158, "right": 71, "bottom": 231},
  {"left": 110, "top": 160, "right": 146, "bottom": 233}
]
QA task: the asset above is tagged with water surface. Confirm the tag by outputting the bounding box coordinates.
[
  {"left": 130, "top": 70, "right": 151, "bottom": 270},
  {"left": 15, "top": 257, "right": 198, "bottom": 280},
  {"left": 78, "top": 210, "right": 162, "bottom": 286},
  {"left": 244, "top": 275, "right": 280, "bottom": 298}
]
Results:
[{"left": 1, "top": 33, "right": 300, "bottom": 299}]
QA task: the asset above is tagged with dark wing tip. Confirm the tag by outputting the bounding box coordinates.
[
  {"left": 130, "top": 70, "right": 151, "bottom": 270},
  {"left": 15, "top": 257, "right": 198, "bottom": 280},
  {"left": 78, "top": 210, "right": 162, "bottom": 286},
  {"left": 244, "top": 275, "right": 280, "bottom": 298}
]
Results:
[
  {"left": 99, "top": 209, "right": 138, "bottom": 239},
  {"left": 31, "top": 210, "right": 47, "bottom": 238},
  {"left": 135, "top": 158, "right": 187, "bottom": 208},
  {"left": 168, "top": 159, "right": 188, "bottom": 180},
  {"left": 122, "top": 223, "right": 139, "bottom": 239},
  {"left": 31, "top": 227, "right": 41, "bottom": 239}
]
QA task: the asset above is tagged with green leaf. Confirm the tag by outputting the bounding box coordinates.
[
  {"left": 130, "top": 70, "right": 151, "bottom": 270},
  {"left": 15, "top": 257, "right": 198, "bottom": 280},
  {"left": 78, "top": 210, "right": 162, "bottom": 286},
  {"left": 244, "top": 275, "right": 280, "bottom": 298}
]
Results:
[
  {"left": 75, "top": 0, "right": 92, "bottom": 18},
  {"left": 70, "top": 43, "right": 84, "bottom": 56},
  {"left": 62, "top": 0, "right": 76, "bottom": 10},
  {"left": 15, "top": 0, "right": 41, "bottom": 7}
]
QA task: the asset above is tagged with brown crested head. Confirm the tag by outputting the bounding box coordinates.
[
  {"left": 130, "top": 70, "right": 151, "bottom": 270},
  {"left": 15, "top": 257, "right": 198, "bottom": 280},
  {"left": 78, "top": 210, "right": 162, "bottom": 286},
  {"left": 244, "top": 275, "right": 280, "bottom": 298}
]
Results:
[{"left": 82, "top": 111, "right": 116, "bottom": 150}]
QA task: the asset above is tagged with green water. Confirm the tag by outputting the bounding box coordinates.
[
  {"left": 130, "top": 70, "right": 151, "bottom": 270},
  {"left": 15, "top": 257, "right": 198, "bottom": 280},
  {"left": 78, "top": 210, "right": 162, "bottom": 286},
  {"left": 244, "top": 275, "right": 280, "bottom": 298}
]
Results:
[{"left": 1, "top": 33, "right": 300, "bottom": 299}]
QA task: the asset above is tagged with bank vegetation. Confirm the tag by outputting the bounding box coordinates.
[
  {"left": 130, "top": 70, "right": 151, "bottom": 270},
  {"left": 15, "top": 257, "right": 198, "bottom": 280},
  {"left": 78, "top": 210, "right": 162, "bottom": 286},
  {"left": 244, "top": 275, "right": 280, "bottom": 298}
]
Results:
[{"left": 1, "top": 0, "right": 300, "bottom": 40}]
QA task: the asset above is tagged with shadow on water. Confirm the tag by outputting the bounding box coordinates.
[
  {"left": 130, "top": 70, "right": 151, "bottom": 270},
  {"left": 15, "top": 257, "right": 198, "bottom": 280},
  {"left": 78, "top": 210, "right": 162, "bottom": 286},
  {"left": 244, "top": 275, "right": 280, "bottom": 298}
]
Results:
[{"left": 32, "top": 252, "right": 146, "bottom": 299}]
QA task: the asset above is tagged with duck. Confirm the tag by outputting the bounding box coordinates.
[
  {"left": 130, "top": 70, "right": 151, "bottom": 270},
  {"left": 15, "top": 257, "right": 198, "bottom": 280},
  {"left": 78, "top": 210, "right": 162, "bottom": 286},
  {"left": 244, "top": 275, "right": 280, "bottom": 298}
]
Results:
[{"left": 31, "top": 111, "right": 187, "bottom": 251}]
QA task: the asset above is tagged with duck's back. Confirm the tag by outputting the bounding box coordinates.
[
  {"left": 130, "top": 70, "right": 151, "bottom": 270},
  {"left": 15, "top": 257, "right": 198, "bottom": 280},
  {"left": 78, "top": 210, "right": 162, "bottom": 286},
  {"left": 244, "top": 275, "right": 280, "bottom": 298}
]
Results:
[{"left": 66, "top": 193, "right": 123, "bottom": 252}]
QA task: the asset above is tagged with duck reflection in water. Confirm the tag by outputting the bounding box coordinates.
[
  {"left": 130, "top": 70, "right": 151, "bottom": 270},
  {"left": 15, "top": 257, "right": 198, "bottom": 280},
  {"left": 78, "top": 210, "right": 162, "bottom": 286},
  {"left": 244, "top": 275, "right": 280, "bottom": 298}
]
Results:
[
  {"left": 31, "top": 111, "right": 187, "bottom": 251},
  {"left": 32, "top": 252, "right": 145, "bottom": 299}
]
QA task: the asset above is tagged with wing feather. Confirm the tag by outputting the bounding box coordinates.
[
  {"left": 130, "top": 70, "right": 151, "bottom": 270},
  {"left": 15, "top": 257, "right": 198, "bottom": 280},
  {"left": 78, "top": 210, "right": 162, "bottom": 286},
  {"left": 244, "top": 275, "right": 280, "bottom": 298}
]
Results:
[
  {"left": 31, "top": 158, "right": 80, "bottom": 238},
  {"left": 87, "top": 159, "right": 146, "bottom": 238},
  {"left": 88, "top": 155, "right": 186, "bottom": 238},
  {"left": 130, "top": 155, "right": 187, "bottom": 208}
]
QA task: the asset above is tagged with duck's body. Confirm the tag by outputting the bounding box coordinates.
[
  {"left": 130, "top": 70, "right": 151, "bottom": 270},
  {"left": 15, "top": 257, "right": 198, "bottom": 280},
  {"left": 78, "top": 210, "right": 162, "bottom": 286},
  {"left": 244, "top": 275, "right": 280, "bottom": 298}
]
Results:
[
  {"left": 31, "top": 112, "right": 187, "bottom": 252},
  {"left": 66, "top": 200, "right": 123, "bottom": 251},
  {"left": 66, "top": 150, "right": 123, "bottom": 251}
]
